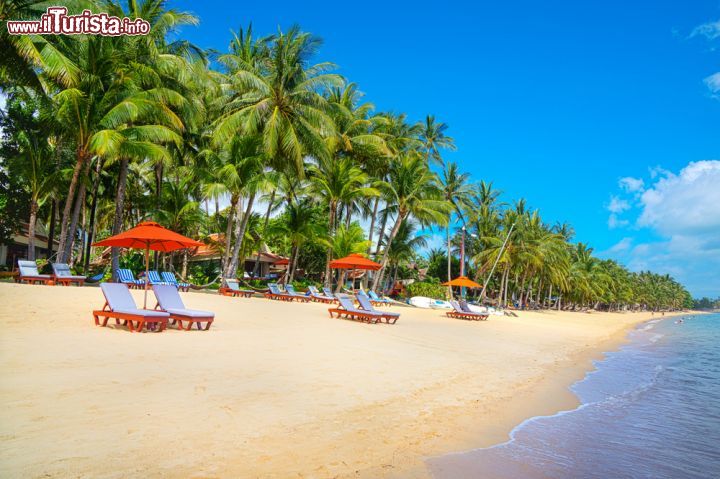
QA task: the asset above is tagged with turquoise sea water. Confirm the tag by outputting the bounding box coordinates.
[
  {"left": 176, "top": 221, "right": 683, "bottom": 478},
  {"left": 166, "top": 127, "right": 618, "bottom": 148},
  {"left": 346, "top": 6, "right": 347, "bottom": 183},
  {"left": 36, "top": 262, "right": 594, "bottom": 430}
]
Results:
[{"left": 428, "top": 313, "right": 720, "bottom": 478}]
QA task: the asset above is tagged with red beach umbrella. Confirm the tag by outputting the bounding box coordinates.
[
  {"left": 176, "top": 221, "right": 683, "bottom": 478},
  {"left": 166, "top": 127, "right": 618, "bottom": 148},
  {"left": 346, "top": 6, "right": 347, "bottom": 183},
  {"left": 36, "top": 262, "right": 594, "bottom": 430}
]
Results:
[
  {"left": 329, "top": 253, "right": 381, "bottom": 271},
  {"left": 329, "top": 253, "right": 381, "bottom": 291},
  {"left": 442, "top": 276, "right": 482, "bottom": 288},
  {"left": 93, "top": 221, "right": 203, "bottom": 308}
]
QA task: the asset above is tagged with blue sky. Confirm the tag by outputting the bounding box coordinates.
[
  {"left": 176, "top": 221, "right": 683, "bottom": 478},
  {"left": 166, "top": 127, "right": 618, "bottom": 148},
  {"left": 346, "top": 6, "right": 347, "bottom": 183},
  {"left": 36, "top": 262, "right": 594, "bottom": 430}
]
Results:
[{"left": 170, "top": 0, "right": 720, "bottom": 296}]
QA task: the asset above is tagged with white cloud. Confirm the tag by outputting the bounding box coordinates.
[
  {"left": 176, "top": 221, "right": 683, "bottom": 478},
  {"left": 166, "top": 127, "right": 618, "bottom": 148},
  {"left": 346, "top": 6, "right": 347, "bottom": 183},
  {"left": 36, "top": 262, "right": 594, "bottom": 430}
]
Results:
[
  {"left": 637, "top": 161, "right": 720, "bottom": 236},
  {"left": 610, "top": 161, "right": 720, "bottom": 297},
  {"left": 607, "top": 195, "right": 630, "bottom": 214},
  {"left": 704, "top": 72, "right": 720, "bottom": 94},
  {"left": 605, "top": 237, "right": 633, "bottom": 254},
  {"left": 618, "top": 176, "right": 644, "bottom": 193},
  {"left": 692, "top": 19, "right": 720, "bottom": 40},
  {"left": 607, "top": 214, "right": 629, "bottom": 229}
]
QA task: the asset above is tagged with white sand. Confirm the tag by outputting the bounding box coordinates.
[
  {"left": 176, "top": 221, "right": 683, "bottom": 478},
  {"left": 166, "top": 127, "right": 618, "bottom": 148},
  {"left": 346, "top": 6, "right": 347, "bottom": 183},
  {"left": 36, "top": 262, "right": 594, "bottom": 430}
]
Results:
[{"left": 0, "top": 282, "right": 680, "bottom": 478}]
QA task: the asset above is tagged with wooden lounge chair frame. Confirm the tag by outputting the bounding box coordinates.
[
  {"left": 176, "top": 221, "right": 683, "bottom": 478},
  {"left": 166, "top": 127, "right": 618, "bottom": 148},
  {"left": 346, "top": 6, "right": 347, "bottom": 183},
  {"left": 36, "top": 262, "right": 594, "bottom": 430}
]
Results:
[
  {"left": 307, "top": 286, "right": 336, "bottom": 304},
  {"left": 93, "top": 302, "right": 168, "bottom": 332}
]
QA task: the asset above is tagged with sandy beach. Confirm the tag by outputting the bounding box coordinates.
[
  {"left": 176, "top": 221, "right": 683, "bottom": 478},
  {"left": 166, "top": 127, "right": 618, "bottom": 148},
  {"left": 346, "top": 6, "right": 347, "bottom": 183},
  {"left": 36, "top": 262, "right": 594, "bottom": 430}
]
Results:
[{"left": 0, "top": 282, "right": 684, "bottom": 478}]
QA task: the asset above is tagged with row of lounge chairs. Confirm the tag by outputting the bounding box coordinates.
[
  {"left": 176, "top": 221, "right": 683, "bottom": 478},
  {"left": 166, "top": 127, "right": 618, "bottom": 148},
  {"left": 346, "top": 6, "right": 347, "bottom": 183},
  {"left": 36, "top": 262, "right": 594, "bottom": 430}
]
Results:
[
  {"left": 93, "top": 283, "right": 214, "bottom": 332},
  {"left": 117, "top": 269, "right": 190, "bottom": 291},
  {"left": 16, "top": 260, "right": 86, "bottom": 286}
]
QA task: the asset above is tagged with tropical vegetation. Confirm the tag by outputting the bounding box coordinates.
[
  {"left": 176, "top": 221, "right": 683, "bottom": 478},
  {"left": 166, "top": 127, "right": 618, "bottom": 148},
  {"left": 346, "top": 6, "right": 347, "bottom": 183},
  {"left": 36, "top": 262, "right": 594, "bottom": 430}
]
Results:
[{"left": 0, "top": 0, "right": 693, "bottom": 311}]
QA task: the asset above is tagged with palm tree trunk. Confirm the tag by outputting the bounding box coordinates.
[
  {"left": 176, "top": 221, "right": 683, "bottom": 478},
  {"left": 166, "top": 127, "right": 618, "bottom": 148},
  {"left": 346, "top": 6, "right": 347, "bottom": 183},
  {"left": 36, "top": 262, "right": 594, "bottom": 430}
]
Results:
[
  {"left": 46, "top": 199, "right": 56, "bottom": 259},
  {"left": 372, "top": 212, "right": 405, "bottom": 291},
  {"left": 27, "top": 199, "right": 38, "bottom": 261},
  {"left": 226, "top": 192, "right": 256, "bottom": 278},
  {"left": 288, "top": 244, "right": 300, "bottom": 284},
  {"left": 446, "top": 226, "right": 453, "bottom": 298},
  {"left": 221, "top": 194, "right": 238, "bottom": 274},
  {"left": 83, "top": 160, "right": 104, "bottom": 273},
  {"left": 111, "top": 158, "right": 130, "bottom": 282},
  {"left": 363, "top": 197, "right": 380, "bottom": 289},
  {"left": 64, "top": 158, "right": 92, "bottom": 263},
  {"left": 253, "top": 191, "right": 276, "bottom": 277},
  {"left": 57, "top": 149, "right": 87, "bottom": 262},
  {"left": 323, "top": 202, "right": 337, "bottom": 288},
  {"left": 373, "top": 207, "right": 389, "bottom": 259}
]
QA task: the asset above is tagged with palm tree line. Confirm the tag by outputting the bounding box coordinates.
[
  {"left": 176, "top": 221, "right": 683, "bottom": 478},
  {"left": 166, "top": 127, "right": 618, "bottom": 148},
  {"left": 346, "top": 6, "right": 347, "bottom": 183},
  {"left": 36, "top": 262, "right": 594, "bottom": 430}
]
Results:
[{"left": 0, "top": 0, "right": 692, "bottom": 311}]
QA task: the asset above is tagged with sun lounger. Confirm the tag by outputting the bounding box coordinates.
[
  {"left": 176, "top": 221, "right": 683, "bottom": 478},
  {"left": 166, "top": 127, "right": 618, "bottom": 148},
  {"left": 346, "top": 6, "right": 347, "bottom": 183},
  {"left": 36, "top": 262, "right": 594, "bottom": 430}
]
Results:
[
  {"left": 264, "top": 282, "right": 295, "bottom": 301},
  {"left": 307, "top": 285, "right": 336, "bottom": 303},
  {"left": 322, "top": 286, "right": 335, "bottom": 298},
  {"left": 51, "top": 262, "right": 86, "bottom": 286},
  {"left": 284, "top": 284, "right": 312, "bottom": 302},
  {"left": 446, "top": 300, "right": 488, "bottom": 321},
  {"left": 218, "top": 279, "right": 254, "bottom": 297},
  {"left": 116, "top": 268, "right": 143, "bottom": 289},
  {"left": 368, "top": 290, "right": 392, "bottom": 306},
  {"left": 359, "top": 289, "right": 389, "bottom": 308},
  {"left": 146, "top": 270, "right": 169, "bottom": 285},
  {"left": 152, "top": 284, "right": 214, "bottom": 331},
  {"left": 93, "top": 283, "right": 169, "bottom": 332},
  {"left": 356, "top": 293, "right": 400, "bottom": 324},
  {"left": 328, "top": 294, "right": 384, "bottom": 324},
  {"left": 160, "top": 271, "right": 191, "bottom": 292},
  {"left": 16, "top": 260, "right": 53, "bottom": 285}
]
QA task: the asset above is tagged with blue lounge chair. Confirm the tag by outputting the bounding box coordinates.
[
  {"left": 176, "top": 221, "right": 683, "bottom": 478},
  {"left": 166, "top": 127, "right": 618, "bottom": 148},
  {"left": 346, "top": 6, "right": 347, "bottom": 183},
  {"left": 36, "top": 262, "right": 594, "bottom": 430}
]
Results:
[
  {"left": 328, "top": 294, "right": 383, "bottom": 324},
  {"left": 265, "top": 283, "right": 294, "bottom": 301},
  {"left": 322, "top": 287, "right": 335, "bottom": 298},
  {"left": 284, "top": 284, "right": 311, "bottom": 302},
  {"left": 218, "top": 279, "right": 254, "bottom": 297},
  {"left": 447, "top": 300, "right": 488, "bottom": 321},
  {"left": 146, "top": 270, "right": 169, "bottom": 285},
  {"left": 160, "top": 271, "right": 191, "bottom": 292},
  {"left": 307, "top": 285, "right": 335, "bottom": 303},
  {"left": 116, "top": 268, "right": 143, "bottom": 289},
  {"left": 152, "top": 284, "right": 214, "bottom": 330},
  {"left": 368, "top": 290, "right": 392, "bottom": 306},
  {"left": 356, "top": 293, "right": 400, "bottom": 324}
]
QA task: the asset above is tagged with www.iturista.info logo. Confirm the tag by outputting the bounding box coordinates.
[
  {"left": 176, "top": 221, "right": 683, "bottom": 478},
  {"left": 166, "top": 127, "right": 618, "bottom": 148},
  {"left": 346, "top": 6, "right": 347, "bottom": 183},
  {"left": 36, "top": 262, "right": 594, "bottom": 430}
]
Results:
[{"left": 6, "top": 7, "right": 150, "bottom": 36}]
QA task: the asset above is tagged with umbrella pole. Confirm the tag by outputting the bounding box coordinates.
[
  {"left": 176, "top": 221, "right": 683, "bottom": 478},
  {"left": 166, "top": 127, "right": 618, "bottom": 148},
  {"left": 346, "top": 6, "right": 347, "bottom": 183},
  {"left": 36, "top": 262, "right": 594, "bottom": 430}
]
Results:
[{"left": 143, "top": 246, "right": 150, "bottom": 309}]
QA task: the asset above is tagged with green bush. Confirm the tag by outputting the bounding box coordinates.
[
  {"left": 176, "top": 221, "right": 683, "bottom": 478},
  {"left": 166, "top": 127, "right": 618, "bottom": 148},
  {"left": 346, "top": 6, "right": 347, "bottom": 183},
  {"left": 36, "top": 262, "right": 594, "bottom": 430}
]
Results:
[{"left": 406, "top": 281, "right": 447, "bottom": 300}]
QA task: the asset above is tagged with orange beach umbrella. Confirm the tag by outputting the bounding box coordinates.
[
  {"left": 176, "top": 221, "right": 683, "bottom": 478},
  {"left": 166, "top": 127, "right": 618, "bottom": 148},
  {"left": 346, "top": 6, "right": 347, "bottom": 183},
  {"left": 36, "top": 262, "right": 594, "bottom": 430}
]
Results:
[
  {"left": 329, "top": 253, "right": 381, "bottom": 271},
  {"left": 93, "top": 221, "right": 203, "bottom": 307},
  {"left": 442, "top": 276, "right": 482, "bottom": 288}
]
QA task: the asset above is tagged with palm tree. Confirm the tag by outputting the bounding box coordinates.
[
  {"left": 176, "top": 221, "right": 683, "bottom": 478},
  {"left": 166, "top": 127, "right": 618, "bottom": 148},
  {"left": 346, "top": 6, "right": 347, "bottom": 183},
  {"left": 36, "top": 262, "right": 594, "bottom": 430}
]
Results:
[
  {"left": 308, "top": 157, "right": 378, "bottom": 287},
  {"left": 418, "top": 114, "right": 456, "bottom": 165},
  {"left": 440, "top": 161, "right": 473, "bottom": 295},
  {"left": 214, "top": 25, "right": 343, "bottom": 175},
  {"left": 319, "top": 222, "right": 370, "bottom": 291},
  {"left": 371, "top": 152, "right": 450, "bottom": 291},
  {"left": 2, "top": 93, "right": 58, "bottom": 260},
  {"left": 267, "top": 198, "right": 321, "bottom": 283}
]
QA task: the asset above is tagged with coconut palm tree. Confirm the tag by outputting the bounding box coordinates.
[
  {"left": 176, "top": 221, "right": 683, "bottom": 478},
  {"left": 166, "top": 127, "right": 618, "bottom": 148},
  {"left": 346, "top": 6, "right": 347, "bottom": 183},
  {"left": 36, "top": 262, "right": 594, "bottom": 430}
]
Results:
[
  {"left": 440, "top": 161, "right": 473, "bottom": 295},
  {"left": 371, "top": 152, "right": 450, "bottom": 291},
  {"left": 213, "top": 25, "right": 343, "bottom": 175},
  {"left": 418, "top": 114, "right": 456, "bottom": 165}
]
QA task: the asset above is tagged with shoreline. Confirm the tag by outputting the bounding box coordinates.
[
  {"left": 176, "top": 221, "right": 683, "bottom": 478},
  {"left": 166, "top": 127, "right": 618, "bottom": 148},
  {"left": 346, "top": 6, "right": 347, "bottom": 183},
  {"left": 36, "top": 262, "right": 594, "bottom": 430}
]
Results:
[
  {"left": 0, "top": 283, "right": 697, "bottom": 478},
  {"left": 423, "top": 311, "right": 690, "bottom": 469}
]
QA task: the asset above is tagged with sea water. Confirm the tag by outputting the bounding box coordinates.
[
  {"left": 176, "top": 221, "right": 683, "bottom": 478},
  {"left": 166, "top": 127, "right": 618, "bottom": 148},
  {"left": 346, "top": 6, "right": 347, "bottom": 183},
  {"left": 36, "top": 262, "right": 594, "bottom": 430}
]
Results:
[{"left": 428, "top": 313, "right": 720, "bottom": 478}]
